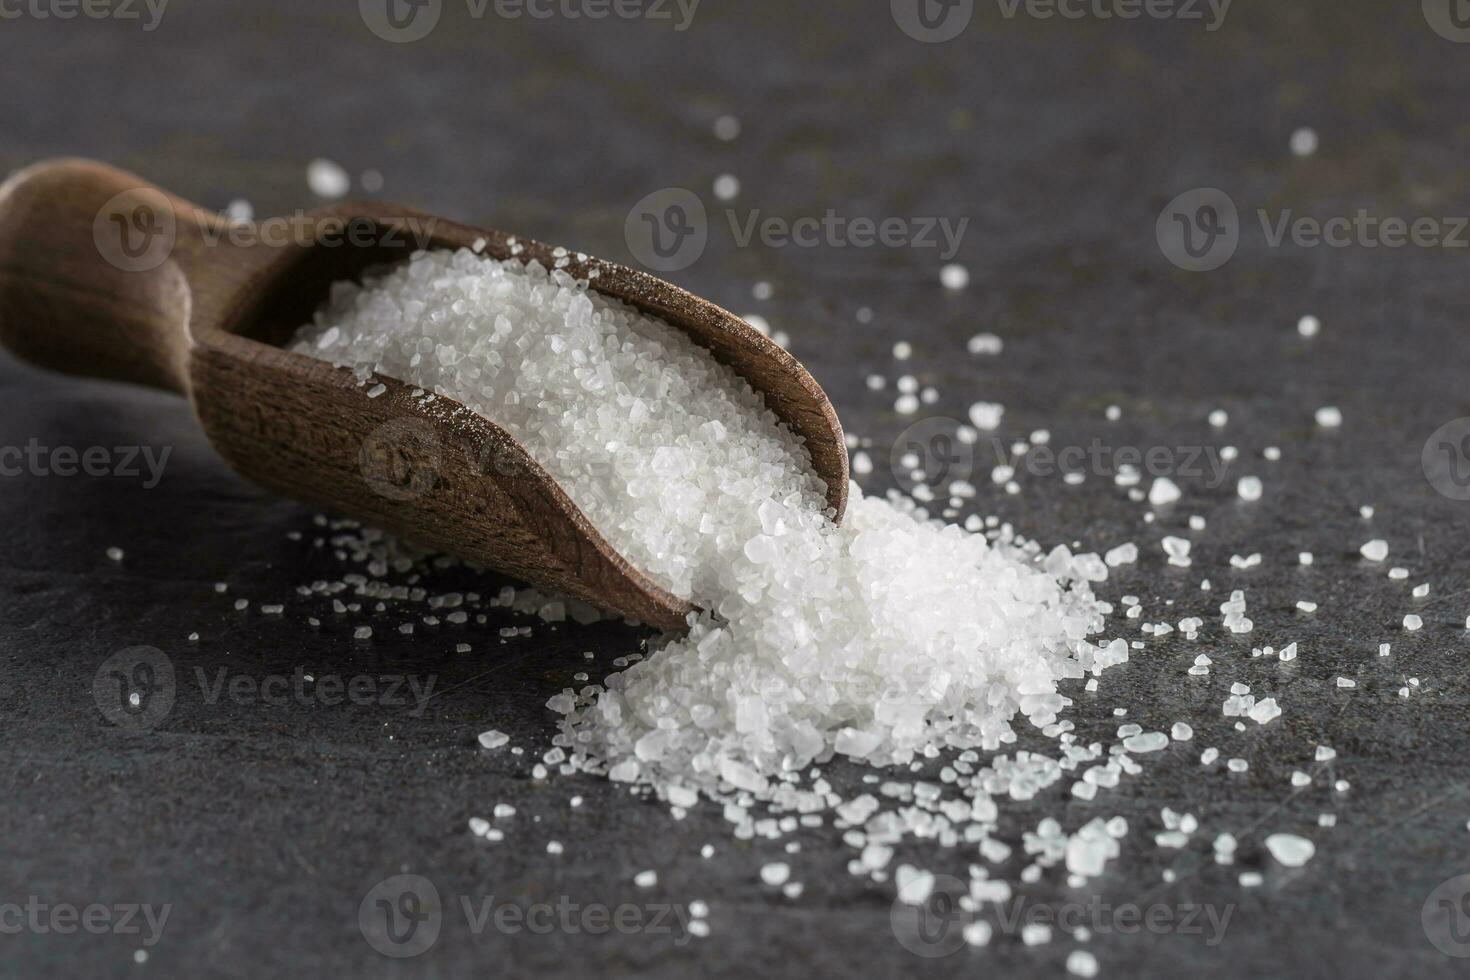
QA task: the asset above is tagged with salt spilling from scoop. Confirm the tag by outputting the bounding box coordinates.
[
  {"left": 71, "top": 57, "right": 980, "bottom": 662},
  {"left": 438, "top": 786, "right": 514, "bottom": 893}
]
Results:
[{"left": 292, "top": 248, "right": 1123, "bottom": 798}]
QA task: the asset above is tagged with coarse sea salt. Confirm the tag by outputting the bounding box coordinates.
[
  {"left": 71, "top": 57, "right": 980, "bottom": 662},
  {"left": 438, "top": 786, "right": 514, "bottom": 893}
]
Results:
[
  {"left": 287, "top": 247, "right": 1365, "bottom": 953},
  {"left": 293, "top": 249, "right": 1121, "bottom": 854}
]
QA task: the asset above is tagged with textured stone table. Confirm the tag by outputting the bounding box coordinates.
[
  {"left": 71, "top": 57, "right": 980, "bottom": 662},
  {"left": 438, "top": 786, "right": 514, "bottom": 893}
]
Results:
[{"left": 2, "top": 1, "right": 1469, "bottom": 977}]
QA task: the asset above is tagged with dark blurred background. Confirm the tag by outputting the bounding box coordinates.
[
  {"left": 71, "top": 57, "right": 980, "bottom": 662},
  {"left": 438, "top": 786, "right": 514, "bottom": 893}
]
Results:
[{"left": 2, "top": 1, "right": 1469, "bottom": 978}]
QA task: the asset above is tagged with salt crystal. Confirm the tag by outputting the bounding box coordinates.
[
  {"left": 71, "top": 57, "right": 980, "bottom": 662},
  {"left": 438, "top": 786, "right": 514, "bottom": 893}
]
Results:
[
  {"left": 306, "top": 158, "right": 350, "bottom": 199},
  {"left": 1360, "top": 539, "right": 1388, "bottom": 562},
  {"left": 1289, "top": 127, "right": 1318, "bottom": 157},
  {"left": 940, "top": 264, "right": 969, "bottom": 290},
  {"left": 1149, "top": 478, "right": 1181, "bottom": 506},
  {"left": 1067, "top": 950, "right": 1099, "bottom": 977},
  {"left": 1264, "top": 833, "right": 1314, "bottom": 867},
  {"left": 477, "top": 730, "right": 510, "bottom": 749}
]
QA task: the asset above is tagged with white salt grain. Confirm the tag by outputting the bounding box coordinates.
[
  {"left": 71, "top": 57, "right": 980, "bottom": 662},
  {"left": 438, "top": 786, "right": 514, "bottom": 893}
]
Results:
[
  {"left": 1265, "top": 833, "right": 1314, "bottom": 867},
  {"left": 1149, "top": 478, "right": 1181, "bottom": 506},
  {"left": 292, "top": 249, "right": 1128, "bottom": 908},
  {"left": 477, "top": 730, "right": 510, "bottom": 749},
  {"left": 1067, "top": 950, "right": 1099, "bottom": 977},
  {"left": 306, "top": 158, "right": 350, "bottom": 199},
  {"left": 1289, "top": 127, "right": 1319, "bottom": 157},
  {"left": 760, "top": 862, "right": 791, "bottom": 887},
  {"left": 1360, "top": 539, "right": 1388, "bottom": 562}
]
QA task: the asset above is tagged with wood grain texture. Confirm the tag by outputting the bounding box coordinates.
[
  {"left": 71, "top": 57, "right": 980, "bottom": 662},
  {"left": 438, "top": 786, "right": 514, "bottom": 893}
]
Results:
[{"left": 0, "top": 158, "right": 849, "bottom": 630}]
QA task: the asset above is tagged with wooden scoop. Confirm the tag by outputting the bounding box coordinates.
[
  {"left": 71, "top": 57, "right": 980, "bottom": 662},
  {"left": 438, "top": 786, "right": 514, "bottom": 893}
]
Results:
[{"left": 0, "top": 158, "right": 848, "bottom": 630}]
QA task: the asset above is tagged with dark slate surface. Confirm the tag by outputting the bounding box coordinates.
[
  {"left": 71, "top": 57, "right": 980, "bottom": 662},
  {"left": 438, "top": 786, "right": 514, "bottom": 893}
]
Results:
[{"left": 3, "top": 1, "right": 1470, "bottom": 977}]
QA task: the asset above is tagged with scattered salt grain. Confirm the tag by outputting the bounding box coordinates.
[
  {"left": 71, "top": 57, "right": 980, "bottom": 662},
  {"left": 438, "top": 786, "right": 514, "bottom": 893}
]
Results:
[
  {"left": 306, "top": 158, "right": 350, "bottom": 199},
  {"left": 1264, "top": 833, "right": 1314, "bottom": 867},
  {"left": 712, "top": 174, "right": 740, "bottom": 201},
  {"left": 477, "top": 730, "right": 510, "bottom": 749},
  {"left": 940, "top": 263, "right": 969, "bottom": 290},
  {"left": 761, "top": 862, "right": 792, "bottom": 887},
  {"left": 1149, "top": 478, "right": 1181, "bottom": 506},
  {"left": 1289, "top": 127, "right": 1319, "bottom": 157},
  {"left": 1360, "top": 539, "right": 1388, "bottom": 562},
  {"left": 1067, "top": 950, "right": 1099, "bottom": 978}
]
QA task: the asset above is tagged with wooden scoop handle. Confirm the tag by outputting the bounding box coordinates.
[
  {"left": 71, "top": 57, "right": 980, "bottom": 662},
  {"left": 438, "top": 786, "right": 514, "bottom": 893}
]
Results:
[{"left": 0, "top": 158, "right": 235, "bottom": 395}]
